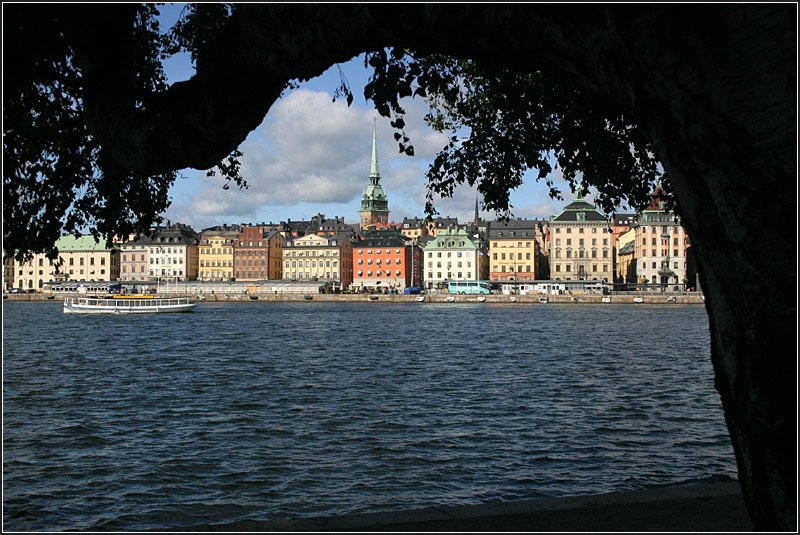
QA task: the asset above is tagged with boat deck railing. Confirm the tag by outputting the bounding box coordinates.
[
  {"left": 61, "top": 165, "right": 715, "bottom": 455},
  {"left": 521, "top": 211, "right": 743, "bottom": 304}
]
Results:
[{"left": 64, "top": 297, "right": 194, "bottom": 307}]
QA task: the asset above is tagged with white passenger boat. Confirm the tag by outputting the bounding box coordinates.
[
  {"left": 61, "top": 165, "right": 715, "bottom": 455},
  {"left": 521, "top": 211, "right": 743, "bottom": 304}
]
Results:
[
  {"left": 601, "top": 296, "right": 611, "bottom": 303},
  {"left": 63, "top": 295, "right": 197, "bottom": 314},
  {"left": 633, "top": 296, "right": 645, "bottom": 303}
]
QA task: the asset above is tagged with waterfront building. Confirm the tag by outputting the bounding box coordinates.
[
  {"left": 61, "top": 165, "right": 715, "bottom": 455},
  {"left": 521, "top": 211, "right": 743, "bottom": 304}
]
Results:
[
  {"left": 198, "top": 224, "right": 240, "bottom": 281},
  {"left": 147, "top": 222, "right": 199, "bottom": 282},
  {"left": 119, "top": 234, "right": 155, "bottom": 282},
  {"left": 4, "top": 256, "right": 15, "bottom": 291},
  {"left": 352, "top": 229, "right": 422, "bottom": 292},
  {"left": 233, "top": 225, "right": 286, "bottom": 281},
  {"left": 283, "top": 232, "right": 353, "bottom": 291},
  {"left": 611, "top": 213, "right": 636, "bottom": 281},
  {"left": 422, "top": 226, "right": 487, "bottom": 290},
  {"left": 633, "top": 186, "right": 689, "bottom": 287},
  {"left": 488, "top": 219, "right": 548, "bottom": 283},
  {"left": 12, "top": 235, "right": 119, "bottom": 291},
  {"left": 615, "top": 228, "right": 637, "bottom": 283},
  {"left": 548, "top": 186, "right": 614, "bottom": 282},
  {"left": 400, "top": 216, "right": 460, "bottom": 241},
  {"left": 360, "top": 120, "right": 390, "bottom": 230}
]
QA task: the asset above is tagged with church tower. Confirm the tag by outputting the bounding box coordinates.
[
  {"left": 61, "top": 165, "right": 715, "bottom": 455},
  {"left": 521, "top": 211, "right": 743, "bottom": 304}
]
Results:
[{"left": 360, "top": 119, "right": 390, "bottom": 230}]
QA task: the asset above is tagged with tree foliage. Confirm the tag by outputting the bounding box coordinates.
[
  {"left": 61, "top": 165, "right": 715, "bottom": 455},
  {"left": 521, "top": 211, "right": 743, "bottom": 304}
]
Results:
[
  {"left": 2, "top": 4, "right": 247, "bottom": 262},
  {"left": 363, "top": 50, "right": 668, "bottom": 220}
]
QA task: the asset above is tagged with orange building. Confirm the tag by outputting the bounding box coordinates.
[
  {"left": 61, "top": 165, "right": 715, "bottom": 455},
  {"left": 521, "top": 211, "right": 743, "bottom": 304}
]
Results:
[{"left": 352, "top": 230, "right": 421, "bottom": 292}]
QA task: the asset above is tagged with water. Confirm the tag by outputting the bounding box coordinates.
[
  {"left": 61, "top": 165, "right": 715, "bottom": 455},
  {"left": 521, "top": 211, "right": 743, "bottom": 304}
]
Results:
[{"left": 2, "top": 301, "right": 737, "bottom": 531}]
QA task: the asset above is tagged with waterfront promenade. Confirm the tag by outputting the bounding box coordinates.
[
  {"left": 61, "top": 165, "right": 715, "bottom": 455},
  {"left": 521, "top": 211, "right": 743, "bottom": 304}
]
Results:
[
  {"left": 191, "top": 481, "right": 751, "bottom": 532},
  {"left": 4, "top": 292, "right": 705, "bottom": 305}
]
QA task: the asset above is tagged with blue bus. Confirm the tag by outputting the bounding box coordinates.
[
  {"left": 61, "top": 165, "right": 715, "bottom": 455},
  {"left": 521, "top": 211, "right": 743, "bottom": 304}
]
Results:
[{"left": 447, "top": 281, "right": 492, "bottom": 295}]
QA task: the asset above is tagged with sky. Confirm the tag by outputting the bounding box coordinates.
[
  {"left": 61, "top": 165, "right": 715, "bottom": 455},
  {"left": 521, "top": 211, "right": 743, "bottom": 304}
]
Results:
[{"left": 156, "top": 4, "right": 585, "bottom": 231}]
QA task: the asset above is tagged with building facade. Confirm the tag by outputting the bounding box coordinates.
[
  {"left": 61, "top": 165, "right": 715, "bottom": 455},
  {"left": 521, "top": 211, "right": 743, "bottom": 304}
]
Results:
[
  {"left": 615, "top": 228, "right": 637, "bottom": 283},
  {"left": 488, "top": 219, "right": 548, "bottom": 282},
  {"left": 548, "top": 187, "right": 614, "bottom": 282},
  {"left": 198, "top": 225, "right": 240, "bottom": 281},
  {"left": 119, "top": 235, "right": 155, "bottom": 282},
  {"left": 12, "top": 235, "right": 119, "bottom": 290},
  {"left": 233, "top": 226, "right": 285, "bottom": 281},
  {"left": 422, "top": 226, "right": 487, "bottom": 289},
  {"left": 633, "top": 187, "right": 689, "bottom": 287},
  {"left": 283, "top": 232, "right": 353, "bottom": 291},
  {"left": 147, "top": 223, "right": 199, "bottom": 282},
  {"left": 352, "top": 229, "right": 422, "bottom": 292}
]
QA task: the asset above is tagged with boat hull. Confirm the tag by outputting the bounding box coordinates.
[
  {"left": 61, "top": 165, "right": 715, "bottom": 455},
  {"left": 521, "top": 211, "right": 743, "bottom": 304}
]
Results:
[{"left": 63, "top": 297, "right": 197, "bottom": 314}]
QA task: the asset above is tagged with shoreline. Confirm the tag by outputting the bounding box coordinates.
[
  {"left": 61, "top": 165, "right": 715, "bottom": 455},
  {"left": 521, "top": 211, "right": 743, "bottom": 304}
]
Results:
[
  {"left": 185, "top": 480, "right": 751, "bottom": 532},
  {"left": 4, "top": 293, "right": 705, "bottom": 305}
]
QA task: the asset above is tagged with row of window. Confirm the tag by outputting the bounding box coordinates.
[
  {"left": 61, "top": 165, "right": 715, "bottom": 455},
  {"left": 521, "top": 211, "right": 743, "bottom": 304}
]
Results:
[
  {"left": 356, "top": 258, "right": 402, "bottom": 265},
  {"left": 150, "top": 257, "right": 184, "bottom": 264},
  {"left": 491, "top": 241, "right": 534, "bottom": 248},
  {"left": 425, "top": 251, "right": 471, "bottom": 258},
  {"left": 427, "top": 272, "right": 468, "bottom": 280},
  {"left": 639, "top": 249, "right": 682, "bottom": 258},
  {"left": 356, "top": 270, "right": 403, "bottom": 277},
  {"left": 285, "top": 272, "right": 340, "bottom": 280},
  {"left": 200, "top": 260, "right": 232, "bottom": 267},
  {"left": 640, "top": 261, "right": 686, "bottom": 270},
  {"left": 554, "top": 250, "right": 609, "bottom": 259},
  {"left": 493, "top": 252, "right": 533, "bottom": 260},
  {"left": 490, "top": 265, "right": 532, "bottom": 273},
  {"left": 284, "top": 261, "right": 339, "bottom": 268},
  {"left": 641, "top": 237, "right": 683, "bottom": 245},
  {"left": 427, "top": 261, "right": 473, "bottom": 268},
  {"left": 554, "top": 238, "right": 609, "bottom": 246},
  {"left": 355, "top": 249, "right": 403, "bottom": 254},
  {"left": 553, "top": 264, "right": 610, "bottom": 273},
  {"left": 553, "top": 227, "right": 604, "bottom": 234},
  {"left": 284, "top": 250, "right": 339, "bottom": 257}
]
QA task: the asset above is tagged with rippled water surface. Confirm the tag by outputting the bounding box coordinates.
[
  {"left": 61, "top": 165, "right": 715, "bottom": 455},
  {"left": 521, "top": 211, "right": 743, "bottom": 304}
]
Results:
[{"left": 3, "top": 301, "right": 736, "bottom": 530}]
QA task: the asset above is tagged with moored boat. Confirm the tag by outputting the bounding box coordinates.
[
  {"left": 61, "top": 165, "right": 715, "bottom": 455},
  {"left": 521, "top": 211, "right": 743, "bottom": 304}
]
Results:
[
  {"left": 538, "top": 296, "right": 548, "bottom": 304},
  {"left": 476, "top": 295, "right": 486, "bottom": 302},
  {"left": 633, "top": 296, "right": 644, "bottom": 303},
  {"left": 63, "top": 295, "right": 197, "bottom": 314},
  {"left": 601, "top": 296, "right": 611, "bottom": 303}
]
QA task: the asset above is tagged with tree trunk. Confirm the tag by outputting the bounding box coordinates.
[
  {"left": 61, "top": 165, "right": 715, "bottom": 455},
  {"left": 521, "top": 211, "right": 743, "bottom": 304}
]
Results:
[
  {"left": 612, "top": 6, "right": 796, "bottom": 529},
  {"left": 75, "top": 4, "right": 796, "bottom": 529}
]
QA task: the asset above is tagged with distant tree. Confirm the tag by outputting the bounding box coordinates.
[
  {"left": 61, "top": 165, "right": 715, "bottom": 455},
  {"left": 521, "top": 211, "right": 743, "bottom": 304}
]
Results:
[{"left": 2, "top": 4, "right": 795, "bottom": 530}]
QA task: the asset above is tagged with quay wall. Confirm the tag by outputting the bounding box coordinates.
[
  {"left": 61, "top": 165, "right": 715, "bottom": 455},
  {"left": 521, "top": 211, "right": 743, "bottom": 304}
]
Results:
[{"left": 4, "top": 293, "right": 705, "bottom": 305}]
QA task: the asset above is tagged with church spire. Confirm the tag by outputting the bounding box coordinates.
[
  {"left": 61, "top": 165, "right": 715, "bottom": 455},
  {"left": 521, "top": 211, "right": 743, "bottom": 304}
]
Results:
[{"left": 370, "top": 117, "right": 380, "bottom": 180}]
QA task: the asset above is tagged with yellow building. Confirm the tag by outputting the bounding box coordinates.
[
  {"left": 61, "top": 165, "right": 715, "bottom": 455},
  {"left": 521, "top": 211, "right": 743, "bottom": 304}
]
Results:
[
  {"left": 198, "top": 225, "right": 240, "bottom": 281},
  {"left": 11, "top": 235, "right": 119, "bottom": 291},
  {"left": 548, "top": 188, "right": 614, "bottom": 282},
  {"left": 488, "top": 219, "right": 546, "bottom": 282},
  {"left": 283, "top": 233, "right": 353, "bottom": 291},
  {"left": 615, "top": 228, "right": 637, "bottom": 283}
]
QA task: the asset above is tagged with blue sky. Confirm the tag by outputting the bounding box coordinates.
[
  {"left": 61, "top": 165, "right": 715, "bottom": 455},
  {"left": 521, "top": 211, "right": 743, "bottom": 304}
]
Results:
[{"left": 156, "top": 4, "right": 583, "bottom": 231}]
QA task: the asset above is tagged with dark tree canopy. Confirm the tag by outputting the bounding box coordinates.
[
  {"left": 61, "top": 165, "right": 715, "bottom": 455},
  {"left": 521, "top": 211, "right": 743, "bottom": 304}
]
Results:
[{"left": 2, "top": 4, "right": 795, "bottom": 531}]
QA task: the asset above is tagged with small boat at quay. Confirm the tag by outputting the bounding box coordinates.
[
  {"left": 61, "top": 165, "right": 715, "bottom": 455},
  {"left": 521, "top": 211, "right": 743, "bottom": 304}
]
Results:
[{"left": 63, "top": 295, "right": 197, "bottom": 314}]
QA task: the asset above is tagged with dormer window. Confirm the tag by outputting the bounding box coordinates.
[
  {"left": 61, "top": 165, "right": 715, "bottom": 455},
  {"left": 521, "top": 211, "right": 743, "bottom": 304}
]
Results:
[{"left": 576, "top": 212, "right": 585, "bottom": 221}]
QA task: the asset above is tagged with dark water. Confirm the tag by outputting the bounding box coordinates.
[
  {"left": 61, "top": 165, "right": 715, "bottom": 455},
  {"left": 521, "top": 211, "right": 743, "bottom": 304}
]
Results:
[{"left": 2, "top": 301, "right": 736, "bottom": 531}]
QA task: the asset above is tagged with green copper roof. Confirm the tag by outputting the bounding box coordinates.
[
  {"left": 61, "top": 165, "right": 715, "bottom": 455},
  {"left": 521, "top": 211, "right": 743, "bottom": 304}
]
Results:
[
  {"left": 361, "top": 118, "right": 389, "bottom": 213},
  {"left": 55, "top": 234, "right": 113, "bottom": 251}
]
